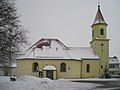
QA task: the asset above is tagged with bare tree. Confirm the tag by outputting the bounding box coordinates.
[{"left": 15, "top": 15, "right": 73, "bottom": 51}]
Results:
[{"left": 0, "top": 0, "right": 28, "bottom": 66}]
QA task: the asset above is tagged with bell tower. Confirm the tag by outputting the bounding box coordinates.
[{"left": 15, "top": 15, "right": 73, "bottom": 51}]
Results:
[{"left": 90, "top": 5, "right": 110, "bottom": 75}]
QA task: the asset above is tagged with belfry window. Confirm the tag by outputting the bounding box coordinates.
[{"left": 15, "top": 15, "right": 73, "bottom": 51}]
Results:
[
  {"left": 60, "top": 63, "right": 66, "bottom": 72},
  {"left": 33, "top": 62, "right": 39, "bottom": 72},
  {"left": 100, "top": 28, "right": 104, "bottom": 35},
  {"left": 86, "top": 64, "right": 90, "bottom": 73}
]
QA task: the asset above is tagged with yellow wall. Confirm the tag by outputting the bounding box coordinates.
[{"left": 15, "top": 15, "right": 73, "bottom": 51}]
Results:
[
  {"left": 91, "top": 24, "right": 107, "bottom": 40},
  {"left": 17, "top": 60, "right": 33, "bottom": 76},
  {"left": 81, "top": 59, "right": 99, "bottom": 78},
  {"left": 17, "top": 59, "right": 100, "bottom": 79},
  {"left": 91, "top": 23, "right": 109, "bottom": 75},
  {"left": 17, "top": 59, "right": 81, "bottom": 79}
]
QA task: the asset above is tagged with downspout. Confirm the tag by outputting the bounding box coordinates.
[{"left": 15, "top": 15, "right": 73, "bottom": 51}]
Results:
[
  {"left": 99, "top": 55, "right": 101, "bottom": 76},
  {"left": 33, "top": 49, "right": 35, "bottom": 76},
  {"left": 80, "top": 60, "right": 83, "bottom": 79}
]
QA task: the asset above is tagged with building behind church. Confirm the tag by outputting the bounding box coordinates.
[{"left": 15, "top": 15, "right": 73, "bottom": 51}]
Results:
[
  {"left": 109, "top": 56, "right": 120, "bottom": 77},
  {"left": 17, "top": 5, "right": 110, "bottom": 79}
]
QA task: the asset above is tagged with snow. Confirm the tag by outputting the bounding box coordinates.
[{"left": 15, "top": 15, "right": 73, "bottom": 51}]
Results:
[
  {"left": 68, "top": 47, "right": 99, "bottom": 60},
  {"left": 43, "top": 65, "right": 56, "bottom": 70},
  {"left": 11, "top": 63, "right": 17, "bottom": 67},
  {"left": 0, "top": 76, "right": 10, "bottom": 82},
  {"left": 17, "top": 38, "right": 99, "bottom": 60},
  {"left": 0, "top": 75, "right": 120, "bottom": 90},
  {"left": 93, "top": 20, "right": 106, "bottom": 24},
  {"left": 0, "top": 75, "right": 56, "bottom": 90},
  {"left": 109, "top": 57, "right": 120, "bottom": 64},
  {"left": 64, "top": 78, "right": 119, "bottom": 82},
  {"left": 0, "top": 63, "right": 17, "bottom": 67},
  {"left": 0, "top": 75, "right": 98, "bottom": 90},
  {"left": 54, "top": 80, "right": 98, "bottom": 90},
  {"left": 0, "top": 75, "right": 118, "bottom": 90}
]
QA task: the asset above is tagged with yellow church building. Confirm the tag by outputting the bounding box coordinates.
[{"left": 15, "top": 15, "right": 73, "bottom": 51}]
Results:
[{"left": 17, "top": 5, "right": 110, "bottom": 79}]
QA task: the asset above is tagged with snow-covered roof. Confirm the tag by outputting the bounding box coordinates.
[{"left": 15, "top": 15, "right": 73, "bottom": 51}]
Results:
[
  {"left": 0, "top": 63, "right": 17, "bottom": 68},
  {"left": 11, "top": 63, "right": 17, "bottom": 67},
  {"left": 17, "top": 38, "right": 99, "bottom": 60},
  {"left": 109, "top": 56, "right": 120, "bottom": 64},
  {"left": 68, "top": 47, "right": 99, "bottom": 60},
  {"left": 43, "top": 65, "right": 56, "bottom": 70}
]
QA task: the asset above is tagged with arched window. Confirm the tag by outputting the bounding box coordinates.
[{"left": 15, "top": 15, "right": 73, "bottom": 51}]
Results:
[
  {"left": 86, "top": 64, "right": 90, "bottom": 73},
  {"left": 60, "top": 63, "right": 66, "bottom": 72},
  {"left": 100, "top": 28, "right": 104, "bottom": 35},
  {"left": 33, "top": 62, "right": 39, "bottom": 72}
]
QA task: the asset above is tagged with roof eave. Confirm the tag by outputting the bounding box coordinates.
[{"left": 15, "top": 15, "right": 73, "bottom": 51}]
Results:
[{"left": 91, "top": 22, "right": 108, "bottom": 27}]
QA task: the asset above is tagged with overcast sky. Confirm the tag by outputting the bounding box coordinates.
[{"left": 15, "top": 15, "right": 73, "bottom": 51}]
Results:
[{"left": 16, "top": 0, "right": 120, "bottom": 59}]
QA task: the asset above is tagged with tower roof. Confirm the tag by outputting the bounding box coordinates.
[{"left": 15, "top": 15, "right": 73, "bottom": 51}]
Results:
[{"left": 92, "top": 5, "right": 107, "bottom": 25}]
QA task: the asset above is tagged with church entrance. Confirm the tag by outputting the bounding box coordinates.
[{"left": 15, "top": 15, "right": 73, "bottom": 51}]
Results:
[
  {"left": 46, "top": 70, "right": 53, "bottom": 79},
  {"left": 43, "top": 65, "right": 57, "bottom": 80}
]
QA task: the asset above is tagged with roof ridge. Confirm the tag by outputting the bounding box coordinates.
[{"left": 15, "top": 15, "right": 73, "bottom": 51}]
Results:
[{"left": 68, "top": 47, "right": 92, "bottom": 48}]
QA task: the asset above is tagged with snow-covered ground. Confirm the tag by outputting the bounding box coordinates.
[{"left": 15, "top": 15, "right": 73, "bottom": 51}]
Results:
[
  {"left": 0, "top": 75, "right": 119, "bottom": 90},
  {"left": 0, "top": 75, "right": 56, "bottom": 90}
]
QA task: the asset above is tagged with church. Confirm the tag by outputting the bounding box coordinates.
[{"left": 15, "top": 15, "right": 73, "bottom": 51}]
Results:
[{"left": 17, "top": 5, "right": 110, "bottom": 79}]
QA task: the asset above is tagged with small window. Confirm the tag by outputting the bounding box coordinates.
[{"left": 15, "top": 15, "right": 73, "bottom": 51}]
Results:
[
  {"left": 101, "top": 65, "right": 103, "bottom": 69},
  {"left": 86, "top": 64, "right": 90, "bottom": 73},
  {"left": 33, "top": 62, "right": 39, "bottom": 72},
  {"left": 60, "top": 63, "right": 66, "bottom": 72},
  {"left": 92, "top": 30, "right": 94, "bottom": 37},
  {"left": 101, "top": 44, "right": 104, "bottom": 52},
  {"left": 101, "top": 43, "right": 104, "bottom": 46},
  {"left": 100, "top": 28, "right": 104, "bottom": 35}
]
